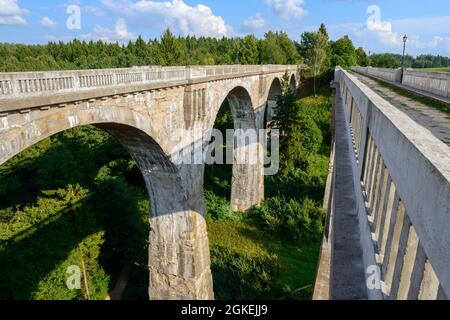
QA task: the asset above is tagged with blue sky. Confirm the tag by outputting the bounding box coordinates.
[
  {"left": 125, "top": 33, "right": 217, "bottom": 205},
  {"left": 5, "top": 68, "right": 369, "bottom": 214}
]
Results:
[{"left": 1, "top": 0, "right": 450, "bottom": 56}]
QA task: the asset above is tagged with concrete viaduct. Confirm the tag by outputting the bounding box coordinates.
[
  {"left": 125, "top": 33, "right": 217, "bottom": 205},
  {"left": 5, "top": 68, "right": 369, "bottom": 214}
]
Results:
[
  {"left": 1, "top": 65, "right": 449, "bottom": 301},
  {"left": 0, "top": 64, "right": 299, "bottom": 300}
]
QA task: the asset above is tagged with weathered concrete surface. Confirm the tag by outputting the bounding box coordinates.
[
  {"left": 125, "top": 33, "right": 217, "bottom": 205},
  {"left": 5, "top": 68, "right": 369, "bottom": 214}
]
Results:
[
  {"left": 0, "top": 65, "right": 298, "bottom": 300},
  {"left": 351, "top": 66, "right": 450, "bottom": 104},
  {"left": 403, "top": 69, "right": 450, "bottom": 100},
  {"left": 351, "top": 72, "right": 450, "bottom": 146},
  {"left": 312, "top": 136, "right": 335, "bottom": 300},
  {"left": 329, "top": 82, "right": 369, "bottom": 300},
  {"left": 318, "top": 67, "right": 450, "bottom": 300}
]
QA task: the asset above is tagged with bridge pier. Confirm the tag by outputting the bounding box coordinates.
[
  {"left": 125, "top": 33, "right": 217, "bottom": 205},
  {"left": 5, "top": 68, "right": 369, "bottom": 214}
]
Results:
[
  {"left": 97, "top": 124, "right": 214, "bottom": 300},
  {"left": 147, "top": 163, "right": 214, "bottom": 300},
  {"left": 228, "top": 96, "right": 265, "bottom": 212}
]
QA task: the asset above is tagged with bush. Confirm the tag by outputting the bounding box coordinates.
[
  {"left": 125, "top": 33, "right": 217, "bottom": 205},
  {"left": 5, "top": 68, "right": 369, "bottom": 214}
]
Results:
[
  {"left": 205, "top": 190, "right": 241, "bottom": 221},
  {"left": 251, "top": 197, "right": 325, "bottom": 243},
  {"left": 210, "top": 246, "right": 279, "bottom": 300}
]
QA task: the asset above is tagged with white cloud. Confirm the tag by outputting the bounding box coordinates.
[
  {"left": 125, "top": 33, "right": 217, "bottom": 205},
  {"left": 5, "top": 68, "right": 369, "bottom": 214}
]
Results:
[
  {"left": 313, "top": 16, "right": 450, "bottom": 56},
  {"left": 264, "top": 0, "right": 307, "bottom": 20},
  {"left": 367, "top": 20, "right": 401, "bottom": 47},
  {"left": 0, "top": 0, "right": 27, "bottom": 25},
  {"left": 242, "top": 13, "right": 266, "bottom": 33},
  {"left": 101, "top": 0, "right": 231, "bottom": 37},
  {"left": 79, "top": 18, "right": 137, "bottom": 43},
  {"left": 40, "top": 16, "right": 55, "bottom": 28},
  {"left": 84, "top": 5, "right": 104, "bottom": 17}
]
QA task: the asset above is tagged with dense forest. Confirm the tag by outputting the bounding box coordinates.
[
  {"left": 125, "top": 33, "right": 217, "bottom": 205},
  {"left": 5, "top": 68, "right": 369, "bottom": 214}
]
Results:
[
  {"left": 361, "top": 53, "right": 450, "bottom": 69},
  {"left": 0, "top": 25, "right": 340, "bottom": 300},
  {"left": 0, "top": 25, "right": 370, "bottom": 72}
]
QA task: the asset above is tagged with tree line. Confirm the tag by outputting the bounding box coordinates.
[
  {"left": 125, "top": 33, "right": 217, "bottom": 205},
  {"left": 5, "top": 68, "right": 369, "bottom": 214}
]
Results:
[
  {"left": 0, "top": 25, "right": 370, "bottom": 74},
  {"left": 0, "top": 30, "right": 299, "bottom": 71},
  {"left": 367, "top": 53, "right": 450, "bottom": 69}
]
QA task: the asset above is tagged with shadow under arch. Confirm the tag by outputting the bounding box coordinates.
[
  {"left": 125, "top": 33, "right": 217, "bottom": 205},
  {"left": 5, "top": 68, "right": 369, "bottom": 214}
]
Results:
[
  {"left": 208, "top": 86, "right": 264, "bottom": 213},
  {"left": 264, "top": 77, "right": 282, "bottom": 130},
  {"left": 290, "top": 74, "right": 297, "bottom": 93},
  {"left": 0, "top": 106, "right": 214, "bottom": 300}
]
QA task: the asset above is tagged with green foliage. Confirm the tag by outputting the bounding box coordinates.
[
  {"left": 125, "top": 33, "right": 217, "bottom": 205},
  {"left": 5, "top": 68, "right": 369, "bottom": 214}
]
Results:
[
  {"left": 368, "top": 53, "right": 450, "bottom": 69},
  {"left": 210, "top": 246, "right": 279, "bottom": 300},
  {"left": 272, "top": 74, "right": 302, "bottom": 176},
  {"left": 330, "top": 35, "right": 357, "bottom": 68},
  {"left": 155, "top": 29, "right": 183, "bottom": 66},
  {"left": 413, "top": 54, "right": 450, "bottom": 69},
  {"left": 251, "top": 197, "right": 325, "bottom": 243},
  {"left": 272, "top": 75, "right": 331, "bottom": 176},
  {"left": 0, "top": 126, "right": 149, "bottom": 300},
  {"left": 205, "top": 190, "right": 242, "bottom": 221},
  {"left": 370, "top": 53, "right": 404, "bottom": 68},
  {"left": 298, "top": 30, "right": 330, "bottom": 83},
  {"left": 356, "top": 47, "right": 370, "bottom": 66},
  {"left": 259, "top": 31, "right": 300, "bottom": 65},
  {"left": 239, "top": 35, "right": 259, "bottom": 65},
  {"left": 0, "top": 29, "right": 301, "bottom": 72},
  {"left": 205, "top": 78, "right": 332, "bottom": 300}
]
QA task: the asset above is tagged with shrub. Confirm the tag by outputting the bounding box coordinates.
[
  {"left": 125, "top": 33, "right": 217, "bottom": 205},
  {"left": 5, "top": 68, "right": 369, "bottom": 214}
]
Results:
[
  {"left": 251, "top": 197, "right": 325, "bottom": 243},
  {"left": 205, "top": 190, "right": 241, "bottom": 221},
  {"left": 210, "top": 246, "right": 279, "bottom": 300}
]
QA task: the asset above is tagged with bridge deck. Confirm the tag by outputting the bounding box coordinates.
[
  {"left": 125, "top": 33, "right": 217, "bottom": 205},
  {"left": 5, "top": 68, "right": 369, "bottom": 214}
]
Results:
[
  {"left": 327, "top": 83, "right": 369, "bottom": 300},
  {"left": 351, "top": 72, "right": 450, "bottom": 146}
]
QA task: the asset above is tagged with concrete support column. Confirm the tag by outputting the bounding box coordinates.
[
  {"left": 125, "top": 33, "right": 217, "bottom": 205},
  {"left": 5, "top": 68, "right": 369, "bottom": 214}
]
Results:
[
  {"left": 146, "top": 162, "right": 214, "bottom": 300},
  {"left": 265, "top": 100, "right": 277, "bottom": 125},
  {"left": 97, "top": 124, "right": 214, "bottom": 300},
  {"left": 228, "top": 96, "right": 264, "bottom": 212}
]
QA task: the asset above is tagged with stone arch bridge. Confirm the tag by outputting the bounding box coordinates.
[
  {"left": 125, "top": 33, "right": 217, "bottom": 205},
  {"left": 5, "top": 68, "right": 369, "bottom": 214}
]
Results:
[{"left": 0, "top": 65, "right": 299, "bottom": 300}]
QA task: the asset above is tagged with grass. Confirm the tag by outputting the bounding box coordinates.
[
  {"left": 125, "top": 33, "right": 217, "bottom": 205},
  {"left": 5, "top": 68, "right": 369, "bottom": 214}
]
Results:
[
  {"left": 207, "top": 216, "right": 320, "bottom": 300},
  {"left": 414, "top": 67, "right": 450, "bottom": 73},
  {"left": 204, "top": 91, "right": 331, "bottom": 300},
  {"left": 369, "top": 76, "right": 450, "bottom": 117}
]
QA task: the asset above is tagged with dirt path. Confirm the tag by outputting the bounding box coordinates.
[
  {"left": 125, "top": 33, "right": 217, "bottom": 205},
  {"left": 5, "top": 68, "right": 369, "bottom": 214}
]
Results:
[{"left": 352, "top": 72, "right": 450, "bottom": 146}]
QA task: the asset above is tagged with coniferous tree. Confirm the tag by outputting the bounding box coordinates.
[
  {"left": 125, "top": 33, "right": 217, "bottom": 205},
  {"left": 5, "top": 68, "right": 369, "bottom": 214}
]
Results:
[
  {"left": 155, "top": 29, "right": 183, "bottom": 66},
  {"left": 239, "top": 35, "right": 259, "bottom": 65},
  {"left": 272, "top": 73, "right": 301, "bottom": 176}
]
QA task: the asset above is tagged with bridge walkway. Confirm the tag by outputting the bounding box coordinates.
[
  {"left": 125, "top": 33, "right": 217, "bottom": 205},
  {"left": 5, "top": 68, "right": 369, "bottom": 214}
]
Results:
[{"left": 351, "top": 72, "right": 450, "bottom": 146}]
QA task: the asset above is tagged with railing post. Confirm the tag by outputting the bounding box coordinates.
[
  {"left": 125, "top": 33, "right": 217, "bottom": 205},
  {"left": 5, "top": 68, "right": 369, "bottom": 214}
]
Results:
[
  {"left": 447, "top": 77, "right": 450, "bottom": 99},
  {"left": 73, "top": 73, "right": 80, "bottom": 90},
  {"left": 10, "top": 78, "right": 17, "bottom": 96}
]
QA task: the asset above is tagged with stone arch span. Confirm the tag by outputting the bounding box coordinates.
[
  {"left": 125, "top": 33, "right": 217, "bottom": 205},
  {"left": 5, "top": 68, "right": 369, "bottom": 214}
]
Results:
[
  {"left": 264, "top": 77, "right": 282, "bottom": 129},
  {"left": 0, "top": 104, "right": 214, "bottom": 300},
  {"left": 209, "top": 86, "right": 264, "bottom": 212}
]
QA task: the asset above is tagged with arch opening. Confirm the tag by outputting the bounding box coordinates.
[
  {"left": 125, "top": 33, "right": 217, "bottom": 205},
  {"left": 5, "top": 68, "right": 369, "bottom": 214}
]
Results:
[
  {"left": 290, "top": 74, "right": 297, "bottom": 94},
  {"left": 0, "top": 113, "right": 213, "bottom": 300},
  {"left": 206, "top": 86, "right": 263, "bottom": 214},
  {"left": 0, "top": 124, "right": 153, "bottom": 300},
  {"left": 264, "top": 78, "right": 282, "bottom": 130}
]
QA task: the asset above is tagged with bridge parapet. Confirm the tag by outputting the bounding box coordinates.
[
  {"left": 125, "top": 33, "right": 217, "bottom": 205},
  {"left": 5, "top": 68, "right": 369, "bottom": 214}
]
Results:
[
  {"left": 351, "top": 66, "right": 450, "bottom": 100},
  {"left": 318, "top": 67, "right": 450, "bottom": 300},
  {"left": 0, "top": 65, "right": 297, "bottom": 100}
]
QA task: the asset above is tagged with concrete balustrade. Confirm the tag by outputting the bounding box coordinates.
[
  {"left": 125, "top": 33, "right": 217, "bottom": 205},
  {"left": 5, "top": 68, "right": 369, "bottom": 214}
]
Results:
[
  {"left": 315, "top": 66, "right": 450, "bottom": 300},
  {"left": 0, "top": 65, "right": 297, "bottom": 100},
  {"left": 351, "top": 66, "right": 450, "bottom": 100},
  {"left": 402, "top": 69, "right": 450, "bottom": 98}
]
